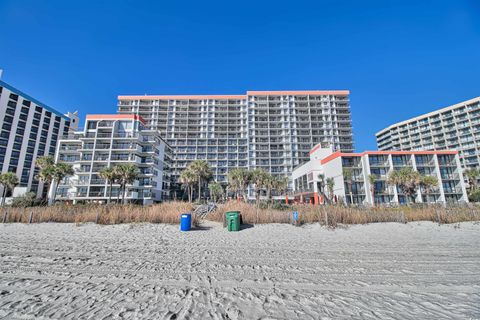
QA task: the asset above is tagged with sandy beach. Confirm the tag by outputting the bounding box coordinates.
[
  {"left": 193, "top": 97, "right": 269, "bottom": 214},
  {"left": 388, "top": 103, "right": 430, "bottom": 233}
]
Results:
[{"left": 0, "top": 221, "right": 479, "bottom": 319}]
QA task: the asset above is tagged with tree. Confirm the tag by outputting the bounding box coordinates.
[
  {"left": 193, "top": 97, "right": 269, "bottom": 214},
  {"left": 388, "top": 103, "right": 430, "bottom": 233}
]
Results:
[
  {"left": 463, "top": 168, "right": 479, "bottom": 194},
  {"left": 36, "top": 156, "right": 56, "bottom": 203},
  {"left": 100, "top": 167, "right": 118, "bottom": 204},
  {"left": 180, "top": 168, "right": 196, "bottom": 203},
  {"left": 273, "top": 175, "right": 289, "bottom": 200},
  {"left": 317, "top": 174, "right": 326, "bottom": 198},
  {"left": 250, "top": 169, "right": 269, "bottom": 207},
  {"left": 189, "top": 160, "right": 213, "bottom": 202},
  {"left": 387, "top": 167, "right": 421, "bottom": 204},
  {"left": 342, "top": 168, "right": 354, "bottom": 205},
  {"left": 326, "top": 177, "right": 335, "bottom": 203},
  {"left": 0, "top": 173, "right": 19, "bottom": 207},
  {"left": 50, "top": 162, "right": 74, "bottom": 204},
  {"left": 114, "top": 164, "right": 139, "bottom": 204},
  {"left": 227, "top": 168, "right": 251, "bottom": 202},
  {"left": 208, "top": 182, "right": 224, "bottom": 203},
  {"left": 368, "top": 174, "right": 377, "bottom": 206},
  {"left": 420, "top": 175, "right": 439, "bottom": 203}
]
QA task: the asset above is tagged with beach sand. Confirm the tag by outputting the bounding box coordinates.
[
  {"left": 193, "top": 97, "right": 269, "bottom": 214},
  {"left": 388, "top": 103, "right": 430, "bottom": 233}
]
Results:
[{"left": 0, "top": 221, "right": 479, "bottom": 319}]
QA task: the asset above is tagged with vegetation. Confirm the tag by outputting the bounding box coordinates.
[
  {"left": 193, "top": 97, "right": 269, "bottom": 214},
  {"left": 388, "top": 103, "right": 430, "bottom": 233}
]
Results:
[
  {"left": 387, "top": 167, "right": 439, "bottom": 204},
  {"left": 342, "top": 168, "right": 354, "bottom": 205},
  {"left": 463, "top": 168, "right": 480, "bottom": 202},
  {"left": 114, "top": 164, "right": 139, "bottom": 204},
  {"left": 368, "top": 174, "right": 377, "bottom": 206},
  {"left": 227, "top": 168, "right": 252, "bottom": 202},
  {"left": 189, "top": 160, "right": 213, "bottom": 202},
  {"left": 10, "top": 192, "right": 43, "bottom": 208},
  {"left": 99, "top": 167, "right": 118, "bottom": 204},
  {"left": 326, "top": 177, "right": 335, "bottom": 203},
  {"left": 2, "top": 202, "right": 196, "bottom": 225},
  {"left": 0, "top": 172, "right": 19, "bottom": 207},
  {"left": 36, "top": 156, "right": 74, "bottom": 205},
  {"left": 208, "top": 182, "right": 224, "bottom": 203},
  {"left": 180, "top": 167, "right": 196, "bottom": 202}
]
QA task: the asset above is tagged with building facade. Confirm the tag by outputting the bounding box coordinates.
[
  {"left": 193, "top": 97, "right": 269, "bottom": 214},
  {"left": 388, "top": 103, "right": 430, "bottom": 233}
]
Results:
[
  {"left": 52, "top": 114, "right": 171, "bottom": 205},
  {"left": 0, "top": 80, "right": 78, "bottom": 199},
  {"left": 376, "top": 97, "right": 480, "bottom": 170},
  {"left": 292, "top": 145, "right": 468, "bottom": 205},
  {"left": 117, "top": 90, "right": 353, "bottom": 190}
]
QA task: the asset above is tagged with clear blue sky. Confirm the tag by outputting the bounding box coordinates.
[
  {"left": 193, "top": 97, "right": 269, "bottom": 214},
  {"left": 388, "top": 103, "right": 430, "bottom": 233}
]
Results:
[{"left": 0, "top": 0, "right": 478, "bottom": 151}]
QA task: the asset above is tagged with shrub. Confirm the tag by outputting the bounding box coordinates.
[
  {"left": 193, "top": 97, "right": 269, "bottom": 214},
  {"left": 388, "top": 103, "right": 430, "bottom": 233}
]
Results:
[{"left": 10, "top": 192, "right": 44, "bottom": 208}]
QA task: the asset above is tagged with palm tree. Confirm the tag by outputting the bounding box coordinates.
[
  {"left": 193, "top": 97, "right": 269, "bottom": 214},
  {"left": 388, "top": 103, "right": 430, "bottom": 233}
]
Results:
[
  {"left": 317, "top": 174, "right": 326, "bottom": 199},
  {"left": 50, "top": 162, "right": 74, "bottom": 204},
  {"left": 342, "top": 168, "right": 354, "bottom": 205},
  {"left": 180, "top": 168, "right": 196, "bottom": 202},
  {"left": 0, "top": 173, "right": 19, "bottom": 207},
  {"left": 251, "top": 169, "right": 269, "bottom": 207},
  {"left": 326, "top": 177, "right": 335, "bottom": 203},
  {"left": 100, "top": 167, "right": 118, "bottom": 204},
  {"left": 463, "top": 168, "right": 479, "bottom": 193},
  {"left": 208, "top": 182, "right": 224, "bottom": 203},
  {"left": 115, "top": 164, "right": 139, "bottom": 204},
  {"left": 420, "top": 175, "right": 439, "bottom": 203},
  {"left": 273, "top": 175, "right": 289, "bottom": 201},
  {"left": 189, "top": 160, "right": 213, "bottom": 202},
  {"left": 387, "top": 167, "right": 421, "bottom": 204},
  {"left": 368, "top": 174, "right": 377, "bottom": 206},
  {"left": 228, "top": 168, "right": 251, "bottom": 202},
  {"left": 36, "top": 156, "right": 56, "bottom": 203}
]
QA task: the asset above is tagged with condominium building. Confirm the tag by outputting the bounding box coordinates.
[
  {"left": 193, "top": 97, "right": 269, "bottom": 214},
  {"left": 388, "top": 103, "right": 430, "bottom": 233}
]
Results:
[
  {"left": 376, "top": 97, "right": 480, "bottom": 169},
  {"left": 52, "top": 114, "right": 171, "bottom": 205},
  {"left": 117, "top": 90, "right": 353, "bottom": 190},
  {"left": 292, "top": 144, "right": 468, "bottom": 205},
  {"left": 0, "top": 80, "right": 78, "bottom": 199}
]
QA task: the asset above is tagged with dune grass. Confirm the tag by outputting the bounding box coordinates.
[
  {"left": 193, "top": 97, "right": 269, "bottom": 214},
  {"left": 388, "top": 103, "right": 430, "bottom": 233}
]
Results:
[
  {"left": 1, "top": 202, "right": 196, "bottom": 225},
  {"left": 1, "top": 201, "right": 479, "bottom": 226},
  {"left": 210, "top": 201, "right": 480, "bottom": 227}
]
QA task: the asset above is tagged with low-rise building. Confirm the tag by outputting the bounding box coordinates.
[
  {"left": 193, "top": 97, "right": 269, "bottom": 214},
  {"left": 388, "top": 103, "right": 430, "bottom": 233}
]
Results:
[
  {"left": 292, "top": 144, "right": 468, "bottom": 205},
  {"left": 52, "top": 114, "right": 171, "bottom": 205}
]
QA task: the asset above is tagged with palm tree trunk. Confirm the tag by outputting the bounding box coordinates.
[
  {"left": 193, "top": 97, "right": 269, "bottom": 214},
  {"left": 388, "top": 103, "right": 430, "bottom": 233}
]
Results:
[
  {"left": 122, "top": 185, "right": 126, "bottom": 204},
  {"left": 190, "top": 186, "right": 193, "bottom": 203},
  {"left": 116, "top": 184, "right": 121, "bottom": 203},
  {"left": 197, "top": 178, "right": 201, "bottom": 202},
  {"left": 1, "top": 187, "right": 6, "bottom": 207},
  {"left": 108, "top": 181, "right": 112, "bottom": 204}
]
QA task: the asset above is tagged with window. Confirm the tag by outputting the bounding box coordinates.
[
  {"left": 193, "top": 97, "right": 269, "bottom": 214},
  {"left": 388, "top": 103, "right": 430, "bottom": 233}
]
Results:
[
  {"left": 16, "top": 128, "right": 25, "bottom": 135},
  {"left": 3, "top": 115, "right": 13, "bottom": 124},
  {"left": 22, "top": 100, "right": 31, "bottom": 107},
  {"left": 87, "top": 121, "right": 97, "bottom": 130},
  {"left": 9, "top": 93, "right": 19, "bottom": 101},
  {"left": 35, "top": 106, "right": 42, "bottom": 113}
]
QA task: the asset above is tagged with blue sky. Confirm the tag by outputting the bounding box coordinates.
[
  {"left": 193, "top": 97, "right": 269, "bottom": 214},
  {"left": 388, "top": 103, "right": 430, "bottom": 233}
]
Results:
[{"left": 0, "top": 0, "right": 478, "bottom": 151}]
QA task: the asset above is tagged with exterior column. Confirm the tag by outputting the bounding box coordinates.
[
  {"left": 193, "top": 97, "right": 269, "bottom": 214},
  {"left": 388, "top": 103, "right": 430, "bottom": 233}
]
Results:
[
  {"left": 433, "top": 154, "right": 446, "bottom": 203},
  {"left": 411, "top": 154, "right": 423, "bottom": 203},
  {"left": 314, "top": 192, "right": 319, "bottom": 205}
]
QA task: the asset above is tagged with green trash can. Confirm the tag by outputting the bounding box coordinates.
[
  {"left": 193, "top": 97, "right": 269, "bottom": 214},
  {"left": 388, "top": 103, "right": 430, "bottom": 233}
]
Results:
[{"left": 225, "top": 211, "right": 241, "bottom": 232}]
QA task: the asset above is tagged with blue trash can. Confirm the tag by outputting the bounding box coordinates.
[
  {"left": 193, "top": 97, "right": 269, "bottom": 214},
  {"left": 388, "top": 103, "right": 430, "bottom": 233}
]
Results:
[
  {"left": 292, "top": 211, "right": 299, "bottom": 221},
  {"left": 180, "top": 213, "right": 191, "bottom": 231}
]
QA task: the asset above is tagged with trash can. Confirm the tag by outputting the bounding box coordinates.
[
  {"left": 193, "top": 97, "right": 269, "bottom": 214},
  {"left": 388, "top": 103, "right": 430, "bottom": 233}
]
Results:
[
  {"left": 180, "top": 213, "right": 191, "bottom": 231},
  {"left": 225, "top": 211, "right": 241, "bottom": 232},
  {"left": 292, "top": 211, "right": 300, "bottom": 226}
]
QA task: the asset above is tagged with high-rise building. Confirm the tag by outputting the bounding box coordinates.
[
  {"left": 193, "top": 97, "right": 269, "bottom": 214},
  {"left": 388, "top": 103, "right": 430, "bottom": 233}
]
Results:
[
  {"left": 376, "top": 97, "right": 480, "bottom": 170},
  {"left": 292, "top": 145, "right": 468, "bottom": 205},
  {"left": 117, "top": 90, "right": 353, "bottom": 191},
  {"left": 0, "top": 80, "right": 78, "bottom": 199},
  {"left": 53, "top": 114, "right": 171, "bottom": 204}
]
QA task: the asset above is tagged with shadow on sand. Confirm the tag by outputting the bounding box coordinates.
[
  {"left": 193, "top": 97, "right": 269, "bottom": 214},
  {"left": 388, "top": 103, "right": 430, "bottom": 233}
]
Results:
[{"left": 240, "top": 223, "right": 254, "bottom": 230}]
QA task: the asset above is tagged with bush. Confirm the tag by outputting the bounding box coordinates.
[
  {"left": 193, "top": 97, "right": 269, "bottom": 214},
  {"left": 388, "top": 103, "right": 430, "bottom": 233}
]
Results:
[
  {"left": 10, "top": 192, "right": 44, "bottom": 208},
  {"left": 469, "top": 190, "right": 480, "bottom": 202}
]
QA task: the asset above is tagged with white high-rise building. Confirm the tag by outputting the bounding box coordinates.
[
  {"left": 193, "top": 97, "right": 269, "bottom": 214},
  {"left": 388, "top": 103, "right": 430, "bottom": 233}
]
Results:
[
  {"left": 376, "top": 97, "right": 480, "bottom": 170},
  {"left": 0, "top": 80, "right": 78, "bottom": 199},
  {"left": 117, "top": 90, "right": 353, "bottom": 192},
  {"left": 53, "top": 114, "right": 171, "bottom": 205}
]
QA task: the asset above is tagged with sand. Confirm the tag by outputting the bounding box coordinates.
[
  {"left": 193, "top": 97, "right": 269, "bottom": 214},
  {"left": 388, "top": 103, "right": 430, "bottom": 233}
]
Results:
[{"left": 0, "top": 221, "right": 479, "bottom": 319}]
